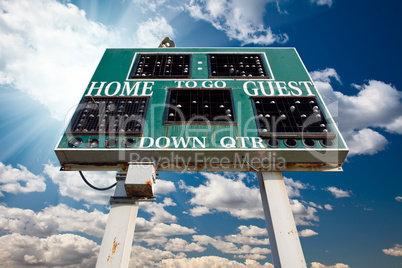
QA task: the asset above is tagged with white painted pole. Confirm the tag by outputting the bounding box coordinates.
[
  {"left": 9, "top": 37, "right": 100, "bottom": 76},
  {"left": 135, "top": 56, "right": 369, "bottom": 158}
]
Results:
[
  {"left": 258, "top": 172, "right": 306, "bottom": 268},
  {"left": 96, "top": 174, "right": 139, "bottom": 268},
  {"left": 96, "top": 163, "right": 155, "bottom": 267},
  {"left": 96, "top": 202, "right": 139, "bottom": 268}
]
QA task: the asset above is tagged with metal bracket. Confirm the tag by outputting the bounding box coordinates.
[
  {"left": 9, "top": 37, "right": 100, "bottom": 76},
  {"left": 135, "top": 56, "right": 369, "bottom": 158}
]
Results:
[
  {"left": 110, "top": 196, "right": 156, "bottom": 204},
  {"left": 110, "top": 162, "right": 157, "bottom": 204}
]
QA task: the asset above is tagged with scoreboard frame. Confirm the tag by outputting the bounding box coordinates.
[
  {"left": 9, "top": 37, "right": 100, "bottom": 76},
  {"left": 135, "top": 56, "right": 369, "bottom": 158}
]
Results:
[{"left": 55, "top": 47, "right": 348, "bottom": 172}]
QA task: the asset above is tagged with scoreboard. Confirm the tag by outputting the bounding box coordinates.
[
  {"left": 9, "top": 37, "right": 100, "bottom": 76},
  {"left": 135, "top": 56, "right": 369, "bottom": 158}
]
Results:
[{"left": 55, "top": 47, "right": 348, "bottom": 172}]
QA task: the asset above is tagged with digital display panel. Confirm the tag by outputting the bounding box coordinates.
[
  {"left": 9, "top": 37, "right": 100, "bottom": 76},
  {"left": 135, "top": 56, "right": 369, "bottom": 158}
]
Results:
[
  {"left": 165, "top": 89, "right": 236, "bottom": 124},
  {"left": 130, "top": 54, "right": 191, "bottom": 79},
  {"left": 209, "top": 54, "right": 269, "bottom": 78}
]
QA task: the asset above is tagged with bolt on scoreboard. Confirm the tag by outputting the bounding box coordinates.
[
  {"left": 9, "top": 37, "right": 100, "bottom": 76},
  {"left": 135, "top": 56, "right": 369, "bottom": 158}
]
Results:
[{"left": 55, "top": 48, "right": 348, "bottom": 172}]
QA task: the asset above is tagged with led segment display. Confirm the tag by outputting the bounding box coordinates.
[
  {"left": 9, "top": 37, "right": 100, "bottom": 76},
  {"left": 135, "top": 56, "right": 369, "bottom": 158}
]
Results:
[
  {"left": 130, "top": 54, "right": 191, "bottom": 78},
  {"left": 209, "top": 54, "right": 268, "bottom": 78},
  {"left": 251, "top": 96, "right": 335, "bottom": 139},
  {"left": 68, "top": 96, "right": 149, "bottom": 135},
  {"left": 165, "top": 89, "right": 236, "bottom": 124}
]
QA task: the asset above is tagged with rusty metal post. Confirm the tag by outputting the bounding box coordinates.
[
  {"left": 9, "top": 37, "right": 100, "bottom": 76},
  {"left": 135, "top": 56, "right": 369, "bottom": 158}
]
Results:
[
  {"left": 96, "top": 163, "right": 156, "bottom": 268},
  {"left": 95, "top": 171, "right": 138, "bottom": 268},
  {"left": 258, "top": 172, "right": 306, "bottom": 268},
  {"left": 96, "top": 202, "right": 139, "bottom": 267}
]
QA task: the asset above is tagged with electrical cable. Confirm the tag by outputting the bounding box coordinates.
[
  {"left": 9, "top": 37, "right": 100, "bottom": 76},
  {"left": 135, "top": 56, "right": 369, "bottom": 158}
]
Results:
[
  {"left": 242, "top": 155, "right": 258, "bottom": 171},
  {"left": 79, "top": 171, "right": 117, "bottom": 191}
]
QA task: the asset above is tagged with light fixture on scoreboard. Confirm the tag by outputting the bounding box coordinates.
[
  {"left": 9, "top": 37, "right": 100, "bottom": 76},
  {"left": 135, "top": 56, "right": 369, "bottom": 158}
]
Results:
[{"left": 158, "top": 37, "right": 175, "bottom": 48}]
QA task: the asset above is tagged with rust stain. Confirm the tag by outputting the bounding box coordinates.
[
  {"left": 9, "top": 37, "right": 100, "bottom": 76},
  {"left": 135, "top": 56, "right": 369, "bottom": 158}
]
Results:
[
  {"left": 125, "top": 183, "right": 153, "bottom": 197},
  {"left": 107, "top": 237, "right": 120, "bottom": 263},
  {"left": 153, "top": 161, "right": 341, "bottom": 172},
  {"left": 112, "top": 237, "right": 119, "bottom": 254}
]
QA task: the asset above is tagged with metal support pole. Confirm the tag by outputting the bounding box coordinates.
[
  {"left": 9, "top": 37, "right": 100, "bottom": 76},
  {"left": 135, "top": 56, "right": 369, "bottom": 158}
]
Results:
[
  {"left": 96, "top": 202, "right": 139, "bottom": 267},
  {"left": 96, "top": 163, "right": 156, "bottom": 268},
  {"left": 96, "top": 172, "right": 139, "bottom": 268},
  {"left": 257, "top": 172, "right": 306, "bottom": 268}
]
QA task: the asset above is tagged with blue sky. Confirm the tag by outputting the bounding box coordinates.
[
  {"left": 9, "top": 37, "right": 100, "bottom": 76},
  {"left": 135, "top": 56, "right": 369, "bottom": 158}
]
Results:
[{"left": 0, "top": 0, "right": 401, "bottom": 267}]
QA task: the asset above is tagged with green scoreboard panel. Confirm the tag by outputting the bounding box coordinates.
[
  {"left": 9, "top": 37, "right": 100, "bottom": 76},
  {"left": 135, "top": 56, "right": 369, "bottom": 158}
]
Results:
[{"left": 55, "top": 48, "right": 348, "bottom": 172}]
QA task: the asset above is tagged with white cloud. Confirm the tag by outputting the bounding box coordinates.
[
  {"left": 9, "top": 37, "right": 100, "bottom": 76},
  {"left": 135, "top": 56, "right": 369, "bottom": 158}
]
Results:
[
  {"left": 385, "top": 115, "right": 402, "bottom": 134},
  {"left": 131, "top": 241, "right": 272, "bottom": 267},
  {"left": 43, "top": 204, "right": 106, "bottom": 237},
  {"left": 299, "top": 229, "right": 318, "bottom": 237},
  {"left": 0, "top": 187, "right": 196, "bottom": 247},
  {"left": 0, "top": 0, "right": 179, "bottom": 120},
  {"left": 224, "top": 225, "right": 269, "bottom": 246},
  {"left": 309, "top": 202, "right": 323, "bottom": 210},
  {"left": 0, "top": 205, "right": 57, "bottom": 237},
  {"left": 186, "top": 0, "right": 288, "bottom": 45},
  {"left": 235, "top": 254, "right": 267, "bottom": 260},
  {"left": 134, "top": 217, "right": 196, "bottom": 245},
  {"left": 164, "top": 238, "right": 206, "bottom": 252},
  {"left": 155, "top": 179, "right": 176, "bottom": 195},
  {"left": 140, "top": 197, "right": 178, "bottom": 223},
  {"left": 0, "top": 229, "right": 274, "bottom": 267},
  {"left": 290, "top": 199, "right": 319, "bottom": 226},
  {"left": 181, "top": 173, "right": 319, "bottom": 225},
  {"left": 0, "top": 233, "right": 98, "bottom": 267},
  {"left": 224, "top": 234, "right": 269, "bottom": 246},
  {"left": 193, "top": 235, "right": 270, "bottom": 255},
  {"left": 0, "top": 0, "right": 121, "bottom": 119},
  {"left": 346, "top": 128, "right": 388, "bottom": 156},
  {"left": 180, "top": 173, "right": 264, "bottom": 219},
  {"left": 135, "top": 223, "right": 272, "bottom": 262},
  {"left": 245, "top": 259, "right": 274, "bottom": 267},
  {"left": 396, "top": 196, "right": 402, "bottom": 202},
  {"left": 310, "top": 68, "right": 341, "bottom": 84},
  {"left": 43, "top": 163, "right": 115, "bottom": 205},
  {"left": 310, "top": 263, "right": 351, "bottom": 268},
  {"left": 238, "top": 225, "right": 268, "bottom": 237},
  {"left": 275, "top": 1, "right": 288, "bottom": 15},
  {"left": 132, "top": 0, "right": 168, "bottom": 13},
  {"left": 129, "top": 244, "right": 187, "bottom": 267},
  {"left": 312, "top": 68, "right": 402, "bottom": 156},
  {"left": 324, "top": 204, "right": 333, "bottom": 210},
  {"left": 326, "top": 186, "right": 351, "bottom": 198},
  {"left": 0, "top": 162, "right": 46, "bottom": 196},
  {"left": 159, "top": 255, "right": 273, "bottom": 267},
  {"left": 383, "top": 244, "right": 402, "bottom": 257},
  {"left": 310, "top": 0, "right": 333, "bottom": 7},
  {"left": 318, "top": 73, "right": 402, "bottom": 133},
  {"left": 0, "top": 204, "right": 107, "bottom": 237},
  {"left": 284, "top": 177, "right": 308, "bottom": 198},
  {"left": 135, "top": 16, "right": 175, "bottom": 48},
  {"left": 189, "top": 205, "right": 212, "bottom": 216}
]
